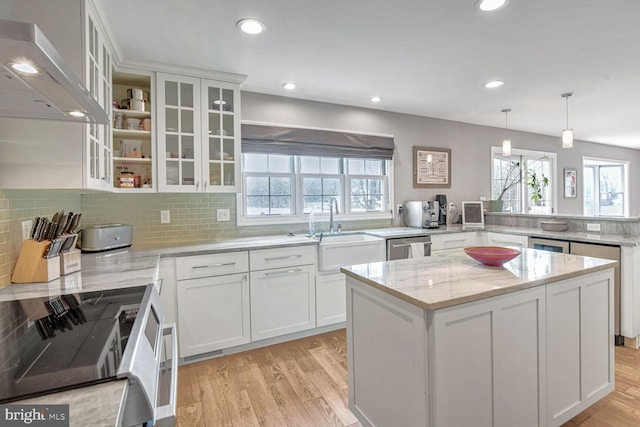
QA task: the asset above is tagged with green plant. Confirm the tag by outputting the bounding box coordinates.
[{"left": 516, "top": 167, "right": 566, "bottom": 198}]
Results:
[{"left": 497, "top": 157, "right": 549, "bottom": 203}]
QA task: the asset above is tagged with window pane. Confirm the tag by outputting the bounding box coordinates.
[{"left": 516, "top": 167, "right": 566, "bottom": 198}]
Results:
[
  {"left": 244, "top": 153, "right": 268, "bottom": 172},
  {"left": 247, "top": 196, "right": 270, "bottom": 215},
  {"left": 303, "top": 178, "right": 322, "bottom": 195},
  {"left": 322, "top": 196, "right": 340, "bottom": 213},
  {"left": 271, "top": 196, "right": 291, "bottom": 214},
  {"left": 324, "top": 178, "right": 340, "bottom": 196},
  {"left": 269, "top": 155, "right": 293, "bottom": 173},
  {"left": 304, "top": 196, "right": 322, "bottom": 213},
  {"left": 301, "top": 156, "right": 320, "bottom": 174},
  {"left": 246, "top": 176, "right": 269, "bottom": 195},
  {"left": 351, "top": 195, "right": 367, "bottom": 212},
  {"left": 320, "top": 157, "right": 341, "bottom": 174},
  {"left": 368, "top": 179, "right": 382, "bottom": 194},
  {"left": 365, "top": 160, "right": 383, "bottom": 175},
  {"left": 348, "top": 159, "right": 365, "bottom": 175},
  {"left": 270, "top": 177, "right": 291, "bottom": 196},
  {"left": 600, "top": 165, "right": 624, "bottom": 216}
]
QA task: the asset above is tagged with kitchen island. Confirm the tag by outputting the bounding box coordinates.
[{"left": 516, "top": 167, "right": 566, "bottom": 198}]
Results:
[{"left": 341, "top": 248, "right": 617, "bottom": 427}]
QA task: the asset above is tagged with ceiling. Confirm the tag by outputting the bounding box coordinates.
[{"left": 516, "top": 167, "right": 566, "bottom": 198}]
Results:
[{"left": 100, "top": 0, "right": 640, "bottom": 149}]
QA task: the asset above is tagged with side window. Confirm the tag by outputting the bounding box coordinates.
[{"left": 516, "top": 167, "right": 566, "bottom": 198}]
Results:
[{"left": 583, "top": 158, "right": 628, "bottom": 216}]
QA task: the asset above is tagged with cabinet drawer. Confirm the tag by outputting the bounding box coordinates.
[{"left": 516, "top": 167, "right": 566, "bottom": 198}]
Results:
[
  {"left": 250, "top": 245, "right": 316, "bottom": 271},
  {"left": 485, "top": 232, "right": 529, "bottom": 248},
  {"left": 176, "top": 251, "right": 249, "bottom": 280},
  {"left": 431, "top": 232, "right": 478, "bottom": 251}
]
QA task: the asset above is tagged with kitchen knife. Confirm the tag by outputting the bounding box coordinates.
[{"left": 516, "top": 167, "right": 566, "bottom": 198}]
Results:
[
  {"left": 38, "top": 219, "right": 49, "bottom": 242},
  {"left": 64, "top": 212, "right": 74, "bottom": 233},
  {"left": 30, "top": 217, "right": 40, "bottom": 239},
  {"left": 69, "top": 213, "right": 81, "bottom": 233}
]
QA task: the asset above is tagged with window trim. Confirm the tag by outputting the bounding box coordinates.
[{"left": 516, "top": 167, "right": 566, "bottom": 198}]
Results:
[
  {"left": 582, "top": 156, "right": 629, "bottom": 217},
  {"left": 237, "top": 155, "right": 394, "bottom": 227},
  {"left": 490, "top": 146, "right": 557, "bottom": 214}
]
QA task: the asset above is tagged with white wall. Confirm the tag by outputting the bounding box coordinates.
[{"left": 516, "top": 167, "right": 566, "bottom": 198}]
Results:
[{"left": 242, "top": 92, "right": 640, "bottom": 219}]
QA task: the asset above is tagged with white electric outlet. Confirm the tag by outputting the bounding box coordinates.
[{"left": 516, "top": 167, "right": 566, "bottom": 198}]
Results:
[
  {"left": 160, "top": 210, "right": 170, "bottom": 224},
  {"left": 217, "top": 208, "right": 230, "bottom": 222},
  {"left": 21, "top": 220, "right": 32, "bottom": 241},
  {"left": 586, "top": 223, "right": 601, "bottom": 232}
]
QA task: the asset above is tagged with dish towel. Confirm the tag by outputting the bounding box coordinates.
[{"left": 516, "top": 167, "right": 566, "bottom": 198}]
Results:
[{"left": 409, "top": 242, "right": 424, "bottom": 258}]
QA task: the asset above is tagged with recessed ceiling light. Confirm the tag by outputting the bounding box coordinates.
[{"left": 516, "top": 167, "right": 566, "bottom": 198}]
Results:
[
  {"left": 370, "top": 96, "right": 382, "bottom": 103},
  {"left": 484, "top": 80, "right": 504, "bottom": 89},
  {"left": 12, "top": 62, "right": 38, "bottom": 74},
  {"left": 236, "top": 18, "right": 266, "bottom": 35},
  {"left": 477, "top": 0, "right": 509, "bottom": 12},
  {"left": 68, "top": 110, "right": 85, "bottom": 118},
  {"left": 283, "top": 82, "right": 296, "bottom": 90}
]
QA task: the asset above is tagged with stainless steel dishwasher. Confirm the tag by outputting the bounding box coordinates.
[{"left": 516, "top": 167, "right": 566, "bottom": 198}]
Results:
[
  {"left": 386, "top": 236, "right": 432, "bottom": 260},
  {"left": 570, "top": 241, "right": 622, "bottom": 345}
]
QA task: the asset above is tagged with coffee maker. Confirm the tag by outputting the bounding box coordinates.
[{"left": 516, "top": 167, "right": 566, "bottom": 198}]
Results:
[
  {"left": 435, "top": 194, "right": 448, "bottom": 225},
  {"left": 424, "top": 201, "right": 440, "bottom": 228}
]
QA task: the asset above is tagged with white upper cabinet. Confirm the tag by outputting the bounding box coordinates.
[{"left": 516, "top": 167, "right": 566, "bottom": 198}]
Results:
[
  {"left": 156, "top": 73, "right": 241, "bottom": 193},
  {"left": 0, "top": 0, "right": 113, "bottom": 190},
  {"left": 85, "top": 5, "right": 114, "bottom": 191}
]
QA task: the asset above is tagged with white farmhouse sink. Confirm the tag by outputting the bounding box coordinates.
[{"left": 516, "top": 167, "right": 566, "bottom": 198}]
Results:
[{"left": 318, "top": 233, "right": 386, "bottom": 273}]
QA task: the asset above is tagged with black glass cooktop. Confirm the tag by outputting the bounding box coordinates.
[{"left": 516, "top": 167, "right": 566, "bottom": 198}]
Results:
[{"left": 0, "top": 286, "right": 147, "bottom": 403}]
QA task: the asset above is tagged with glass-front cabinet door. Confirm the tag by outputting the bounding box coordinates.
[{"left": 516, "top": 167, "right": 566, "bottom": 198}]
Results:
[
  {"left": 157, "top": 73, "right": 202, "bottom": 192},
  {"left": 201, "top": 80, "right": 241, "bottom": 192},
  {"left": 85, "top": 11, "right": 113, "bottom": 191}
]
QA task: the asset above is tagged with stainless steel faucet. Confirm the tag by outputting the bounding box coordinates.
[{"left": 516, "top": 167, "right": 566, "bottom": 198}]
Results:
[{"left": 329, "top": 198, "right": 339, "bottom": 234}]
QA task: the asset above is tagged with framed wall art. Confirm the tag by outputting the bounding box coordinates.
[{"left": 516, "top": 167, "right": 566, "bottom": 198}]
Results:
[
  {"left": 564, "top": 168, "right": 577, "bottom": 198},
  {"left": 413, "top": 146, "right": 451, "bottom": 188}
]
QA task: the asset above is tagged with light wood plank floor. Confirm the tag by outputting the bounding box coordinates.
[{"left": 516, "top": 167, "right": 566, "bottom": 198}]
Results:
[{"left": 177, "top": 329, "right": 640, "bottom": 426}]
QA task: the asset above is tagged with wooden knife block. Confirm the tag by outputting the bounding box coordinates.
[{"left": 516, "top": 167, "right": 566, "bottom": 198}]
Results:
[
  {"left": 60, "top": 249, "right": 81, "bottom": 275},
  {"left": 11, "top": 240, "right": 61, "bottom": 284}
]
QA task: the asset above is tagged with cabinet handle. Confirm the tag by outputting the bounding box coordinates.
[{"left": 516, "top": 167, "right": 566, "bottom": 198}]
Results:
[
  {"left": 196, "top": 181, "right": 200, "bottom": 191},
  {"left": 264, "top": 254, "right": 303, "bottom": 261},
  {"left": 204, "top": 181, "right": 208, "bottom": 191},
  {"left": 391, "top": 242, "right": 432, "bottom": 249},
  {"left": 264, "top": 268, "right": 303, "bottom": 277},
  {"left": 192, "top": 262, "right": 236, "bottom": 269}
]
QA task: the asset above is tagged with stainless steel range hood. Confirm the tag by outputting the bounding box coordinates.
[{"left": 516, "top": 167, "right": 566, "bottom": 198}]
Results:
[{"left": 0, "top": 19, "right": 109, "bottom": 124}]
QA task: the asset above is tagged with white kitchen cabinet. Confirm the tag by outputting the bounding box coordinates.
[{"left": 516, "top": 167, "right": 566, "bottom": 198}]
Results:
[
  {"left": 546, "top": 270, "right": 614, "bottom": 426},
  {"left": 249, "top": 245, "right": 316, "bottom": 341},
  {"left": 431, "top": 286, "right": 546, "bottom": 427},
  {"left": 84, "top": 4, "right": 114, "bottom": 191},
  {"left": 0, "top": 0, "right": 114, "bottom": 190},
  {"left": 176, "top": 252, "right": 250, "bottom": 357},
  {"left": 316, "top": 273, "right": 346, "bottom": 327},
  {"left": 250, "top": 264, "right": 316, "bottom": 341},
  {"left": 111, "top": 69, "right": 156, "bottom": 192},
  {"left": 431, "top": 231, "right": 478, "bottom": 251},
  {"left": 156, "top": 73, "right": 241, "bottom": 193},
  {"left": 483, "top": 232, "right": 529, "bottom": 248}
]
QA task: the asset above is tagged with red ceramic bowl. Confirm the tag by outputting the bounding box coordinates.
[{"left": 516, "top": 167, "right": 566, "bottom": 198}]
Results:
[{"left": 463, "top": 246, "right": 521, "bottom": 267}]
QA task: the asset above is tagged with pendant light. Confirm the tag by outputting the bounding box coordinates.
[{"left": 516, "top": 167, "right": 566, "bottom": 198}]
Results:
[
  {"left": 501, "top": 108, "right": 512, "bottom": 156},
  {"left": 561, "top": 92, "right": 574, "bottom": 148}
]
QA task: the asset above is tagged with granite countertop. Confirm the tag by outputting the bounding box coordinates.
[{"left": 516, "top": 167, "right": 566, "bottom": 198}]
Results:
[
  {"left": 13, "top": 380, "right": 128, "bottom": 427},
  {"left": 341, "top": 247, "right": 617, "bottom": 310},
  {"left": 361, "top": 225, "right": 640, "bottom": 246}
]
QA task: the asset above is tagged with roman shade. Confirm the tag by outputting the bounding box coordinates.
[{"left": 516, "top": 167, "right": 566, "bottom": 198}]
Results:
[{"left": 241, "top": 124, "right": 395, "bottom": 160}]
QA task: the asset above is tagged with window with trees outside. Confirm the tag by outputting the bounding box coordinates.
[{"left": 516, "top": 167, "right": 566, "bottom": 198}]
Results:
[
  {"left": 583, "top": 157, "right": 629, "bottom": 217},
  {"left": 241, "top": 153, "right": 391, "bottom": 224},
  {"left": 491, "top": 147, "right": 556, "bottom": 214}
]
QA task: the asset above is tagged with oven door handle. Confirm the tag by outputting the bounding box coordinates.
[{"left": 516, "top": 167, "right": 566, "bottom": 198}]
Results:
[{"left": 154, "top": 322, "right": 178, "bottom": 427}]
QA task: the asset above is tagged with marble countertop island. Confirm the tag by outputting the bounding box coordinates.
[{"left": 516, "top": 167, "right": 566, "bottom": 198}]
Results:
[{"left": 341, "top": 247, "right": 618, "bottom": 310}]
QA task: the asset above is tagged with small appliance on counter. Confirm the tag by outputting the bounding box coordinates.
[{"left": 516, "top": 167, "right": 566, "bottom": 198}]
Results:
[
  {"left": 78, "top": 224, "right": 133, "bottom": 252},
  {"left": 435, "top": 194, "right": 448, "bottom": 225},
  {"left": 402, "top": 201, "right": 440, "bottom": 229}
]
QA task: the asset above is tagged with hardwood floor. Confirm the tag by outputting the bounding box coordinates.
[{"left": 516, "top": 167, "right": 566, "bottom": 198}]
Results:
[{"left": 176, "top": 329, "right": 640, "bottom": 427}]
